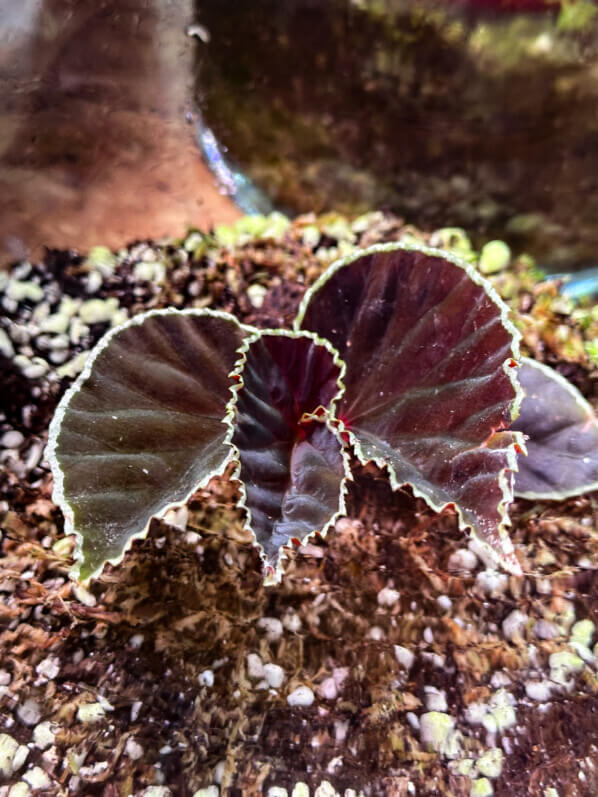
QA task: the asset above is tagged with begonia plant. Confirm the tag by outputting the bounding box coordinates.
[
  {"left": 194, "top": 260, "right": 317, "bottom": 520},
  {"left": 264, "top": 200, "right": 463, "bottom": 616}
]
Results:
[{"left": 46, "top": 243, "right": 597, "bottom": 583}]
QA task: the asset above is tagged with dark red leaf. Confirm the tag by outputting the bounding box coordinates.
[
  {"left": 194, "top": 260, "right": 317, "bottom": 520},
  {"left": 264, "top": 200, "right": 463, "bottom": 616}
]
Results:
[
  {"left": 297, "top": 244, "right": 522, "bottom": 572},
  {"left": 231, "top": 332, "right": 347, "bottom": 570}
]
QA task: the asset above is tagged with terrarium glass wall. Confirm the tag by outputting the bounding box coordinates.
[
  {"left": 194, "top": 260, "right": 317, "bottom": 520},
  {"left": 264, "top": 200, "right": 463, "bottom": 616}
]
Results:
[
  {"left": 194, "top": 0, "right": 598, "bottom": 270},
  {"left": 0, "top": 0, "right": 239, "bottom": 266},
  {"left": 2, "top": 0, "right": 598, "bottom": 273}
]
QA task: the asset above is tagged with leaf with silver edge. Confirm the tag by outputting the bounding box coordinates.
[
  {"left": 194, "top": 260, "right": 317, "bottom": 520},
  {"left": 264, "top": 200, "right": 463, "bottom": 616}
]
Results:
[
  {"left": 296, "top": 243, "right": 524, "bottom": 573},
  {"left": 47, "top": 309, "right": 254, "bottom": 581},
  {"left": 229, "top": 330, "right": 349, "bottom": 575}
]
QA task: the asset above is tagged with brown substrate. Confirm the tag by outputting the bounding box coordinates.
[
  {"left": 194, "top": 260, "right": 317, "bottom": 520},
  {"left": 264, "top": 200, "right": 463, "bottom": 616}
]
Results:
[{"left": 0, "top": 213, "right": 597, "bottom": 795}]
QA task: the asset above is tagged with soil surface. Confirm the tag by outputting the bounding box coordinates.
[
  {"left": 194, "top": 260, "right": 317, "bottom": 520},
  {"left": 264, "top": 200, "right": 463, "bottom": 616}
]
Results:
[{"left": 0, "top": 212, "right": 597, "bottom": 796}]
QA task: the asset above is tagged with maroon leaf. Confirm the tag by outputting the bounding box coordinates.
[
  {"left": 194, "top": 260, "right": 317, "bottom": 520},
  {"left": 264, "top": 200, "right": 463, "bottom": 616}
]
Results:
[
  {"left": 231, "top": 332, "right": 348, "bottom": 571},
  {"left": 296, "top": 243, "right": 522, "bottom": 572}
]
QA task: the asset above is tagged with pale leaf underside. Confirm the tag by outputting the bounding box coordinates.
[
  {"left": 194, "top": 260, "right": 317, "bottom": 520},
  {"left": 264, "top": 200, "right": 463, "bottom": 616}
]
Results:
[
  {"left": 48, "top": 311, "right": 251, "bottom": 580},
  {"left": 512, "top": 358, "right": 598, "bottom": 499},
  {"left": 231, "top": 333, "right": 347, "bottom": 566},
  {"left": 297, "top": 244, "right": 521, "bottom": 571}
]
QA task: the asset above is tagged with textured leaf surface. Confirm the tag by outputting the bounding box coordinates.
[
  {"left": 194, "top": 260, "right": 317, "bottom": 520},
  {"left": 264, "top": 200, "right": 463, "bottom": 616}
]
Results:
[
  {"left": 296, "top": 243, "right": 522, "bottom": 572},
  {"left": 512, "top": 357, "right": 598, "bottom": 499},
  {"left": 231, "top": 332, "right": 347, "bottom": 569},
  {"left": 48, "top": 310, "right": 251, "bottom": 581}
]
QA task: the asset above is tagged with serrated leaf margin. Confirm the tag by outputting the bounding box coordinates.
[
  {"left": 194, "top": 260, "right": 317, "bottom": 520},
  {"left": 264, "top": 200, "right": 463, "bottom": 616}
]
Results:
[
  {"left": 46, "top": 307, "right": 258, "bottom": 584},
  {"left": 224, "top": 327, "right": 352, "bottom": 584},
  {"left": 294, "top": 241, "right": 526, "bottom": 575}
]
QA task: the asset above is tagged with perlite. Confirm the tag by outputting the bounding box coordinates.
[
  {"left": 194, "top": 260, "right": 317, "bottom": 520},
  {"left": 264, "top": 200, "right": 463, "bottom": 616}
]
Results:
[
  {"left": 549, "top": 650, "right": 584, "bottom": 684},
  {"left": 476, "top": 748, "right": 504, "bottom": 778},
  {"left": 394, "top": 644, "right": 415, "bottom": 671},
  {"left": 291, "top": 785, "right": 310, "bottom": 797},
  {"left": 6, "top": 281, "right": 45, "bottom": 303},
  {"left": 192, "top": 788, "right": 219, "bottom": 797},
  {"left": 471, "top": 777, "right": 493, "bottom": 797},
  {"left": 419, "top": 712, "right": 462, "bottom": 758},
  {"left": 78, "top": 297, "right": 120, "bottom": 325},
  {"left": 8, "top": 783, "right": 30, "bottom": 797},
  {"left": 287, "top": 685, "right": 315, "bottom": 707},
  {"left": 570, "top": 619, "right": 594, "bottom": 649},
  {"left": 77, "top": 702, "right": 106, "bottom": 723},
  {"left": 314, "top": 782, "right": 339, "bottom": 797},
  {"left": 22, "top": 766, "right": 52, "bottom": 789},
  {"left": 0, "top": 733, "right": 29, "bottom": 777},
  {"left": 32, "top": 721, "right": 56, "bottom": 750},
  {"left": 16, "top": 698, "right": 41, "bottom": 726},
  {"left": 479, "top": 241, "right": 511, "bottom": 275}
]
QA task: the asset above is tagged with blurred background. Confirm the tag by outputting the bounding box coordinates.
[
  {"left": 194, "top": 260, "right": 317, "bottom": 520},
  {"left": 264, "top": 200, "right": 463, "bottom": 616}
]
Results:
[
  {"left": 0, "top": 0, "right": 240, "bottom": 266},
  {"left": 2, "top": 0, "right": 598, "bottom": 270}
]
